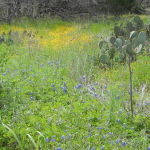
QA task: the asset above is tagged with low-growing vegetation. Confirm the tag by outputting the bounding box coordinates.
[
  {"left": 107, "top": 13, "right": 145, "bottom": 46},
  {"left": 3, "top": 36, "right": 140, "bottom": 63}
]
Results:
[{"left": 0, "top": 14, "right": 150, "bottom": 150}]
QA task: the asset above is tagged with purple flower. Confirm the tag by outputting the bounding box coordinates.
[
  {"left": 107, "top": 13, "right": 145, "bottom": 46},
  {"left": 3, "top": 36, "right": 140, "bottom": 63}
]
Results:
[
  {"left": 64, "top": 82, "right": 66, "bottom": 86},
  {"left": 83, "top": 75, "right": 86, "bottom": 79},
  {"left": 91, "top": 147, "right": 95, "bottom": 150},
  {"left": 52, "top": 87, "right": 55, "bottom": 91},
  {"left": 78, "top": 84, "right": 81, "bottom": 89},
  {"left": 52, "top": 138, "right": 55, "bottom": 142},
  {"left": 117, "top": 119, "right": 120, "bottom": 123},
  {"left": 57, "top": 147, "right": 61, "bottom": 150},
  {"left": 131, "top": 127, "right": 134, "bottom": 130},
  {"left": 3, "top": 73, "right": 7, "bottom": 75},
  {"left": 102, "top": 135, "right": 105, "bottom": 139},
  {"left": 109, "top": 132, "right": 112, "bottom": 135},
  {"left": 30, "top": 97, "right": 34, "bottom": 100},
  {"left": 88, "top": 132, "right": 92, "bottom": 136},
  {"left": 111, "top": 141, "right": 114, "bottom": 145},
  {"left": 60, "top": 86, "right": 63, "bottom": 89},
  {"left": 30, "top": 92, "right": 33, "bottom": 95},
  {"left": 97, "top": 127, "right": 101, "bottom": 130},
  {"left": 123, "top": 123, "right": 126, "bottom": 127},
  {"left": 115, "top": 139, "right": 121, "bottom": 144},
  {"left": 128, "top": 90, "right": 130, "bottom": 94},
  {"left": 94, "top": 93, "right": 97, "bottom": 97},
  {"left": 116, "top": 96, "right": 120, "bottom": 100},
  {"left": 119, "top": 109, "right": 122, "bottom": 114},
  {"left": 24, "top": 76, "right": 27, "bottom": 79},
  {"left": 127, "top": 112, "right": 130, "bottom": 115},
  {"left": 118, "top": 84, "right": 122, "bottom": 87},
  {"left": 104, "top": 85, "right": 107, "bottom": 89},
  {"left": 45, "top": 137, "right": 49, "bottom": 142},
  {"left": 91, "top": 86, "right": 94, "bottom": 91},
  {"left": 52, "top": 83, "right": 55, "bottom": 87},
  {"left": 122, "top": 141, "right": 126, "bottom": 146},
  {"left": 61, "top": 135, "right": 66, "bottom": 139},
  {"left": 148, "top": 146, "right": 150, "bottom": 150},
  {"left": 64, "top": 87, "right": 67, "bottom": 92},
  {"left": 68, "top": 134, "right": 71, "bottom": 138},
  {"left": 101, "top": 145, "right": 105, "bottom": 150},
  {"left": 94, "top": 82, "right": 98, "bottom": 86}
]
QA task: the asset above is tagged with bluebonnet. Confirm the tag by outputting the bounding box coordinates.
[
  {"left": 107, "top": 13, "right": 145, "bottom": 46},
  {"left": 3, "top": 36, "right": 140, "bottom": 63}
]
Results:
[
  {"left": 101, "top": 145, "right": 104, "bottom": 150},
  {"left": 121, "top": 141, "right": 126, "bottom": 146},
  {"left": 115, "top": 139, "right": 121, "bottom": 144},
  {"left": 60, "top": 86, "right": 63, "bottom": 89},
  {"left": 109, "top": 132, "right": 112, "bottom": 135},
  {"left": 118, "top": 84, "right": 122, "bottom": 87},
  {"left": 61, "top": 135, "right": 66, "bottom": 139},
  {"left": 91, "top": 147, "right": 95, "bottom": 150},
  {"left": 68, "top": 134, "right": 71, "bottom": 138},
  {"left": 30, "top": 92, "right": 33, "bottom": 95},
  {"left": 24, "top": 76, "right": 27, "bottom": 79},
  {"left": 52, "top": 83, "right": 55, "bottom": 87},
  {"left": 137, "top": 104, "right": 140, "bottom": 106},
  {"left": 88, "top": 132, "right": 92, "bottom": 136},
  {"left": 57, "top": 147, "right": 61, "bottom": 150},
  {"left": 111, "top": 141, "right": 114, "bottom": 146},
  {"left": 83, "top": 101, "right": 85, "bottom": 103},
  {"left": 3, "top": 73, "right": 7, "bottom": 75},
  {"left": 128, "top": 90, "right": 131, "bottom": 94},
  {"left": 148, "top": 146, "right": 150, "bottom": 150},
  {"left": 64, "top": 82, "right": 66, "bottom": 86},
  {"left": 63, "top": 130, "right": 66, "bottom": 132},
  {"left": 45, "top": 137, "right": 49, "bottom": 142},
  {"left": 116, "top": 96, "right": 120, "bottom": 100},
  {"left": 102, "top": 135, "right": 105, "bottom": 139},
  {"left": 30, "top": 97, "right": 34, "bottom": 100},
  {"left": 104, "top": 85, "right": 107, "bottom": 89},
  {"left": 91, "top": 86, "right": 94, "bottom": 91},
  {"left": 94, "top": 93, "right": 97, "bottom": 97},
  {"left": 52, "top": 87, "right": 55, "bottom": 91},
  {"left": 97, "top": 127, "right": 101, "bottom": 130},
  {"left": 94, "top": 82, "right": 98, "bottom": 86},
  {"left": 78, "top": 84, "right": 81, "bottom": 88},
  {"left": 80, "top": 90, "right": 83, "bottom": 93},
  {"left": 52, "top": 138, "right": 55, "bottom": 142},
  {"left": 83, "top": 75, "right": 86, "bottom": 79},
  {"left": 117, "top": 119, "right": 120, "bottom": 123},
  {"left": 119, "top": 109, "right": 122, "bottom": 114},
  {"left": 64, "top": 87, "right": 67, "bottom": 92},
  {"left": 127, "top": 112, "right": 130, "bottom": 115},
  {"left": 123, "top": 123, "right": 126, "bottom": 127},
  {"left": 131, "top": 127, "right": 134, "bottom": 130}
]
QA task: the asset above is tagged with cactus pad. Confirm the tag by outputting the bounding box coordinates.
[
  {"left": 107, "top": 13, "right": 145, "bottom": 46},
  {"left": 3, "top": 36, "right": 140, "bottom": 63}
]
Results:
[
  {"left": 119, "top": 36, "right": 125, "bottom": 45},
  {"left": 110, "top": 36, "right": 116, "bottom": 44},
  {"left": 99, "top": 40, "right": 109, "bottom": 50},
  {"left": 126, "top": 43, "right": 134, "bottom": 55},
  {"left": 132, "top": 37, "right": 138, "bottom": 48},
  {"left": 99, "top": 54, "right": 109, "bottom": 64},
  {"left": 125, "top": 40, "right": 130, "bottom": 45},
  {"left": 126, "top": 21, "right": 132, "bottom": 31},
  {"left": 134, "top": 15, "right": 140, "bottom": 23},
  {"left": 115, "top": 38, "right": 122, "bottom": 48},
  {"left": 114, "top": 26, "right": 120, "bottom": 36},
  {"left": 138, "top": 31, "right": 146, "bottom": 43},
  {"left": 109, "top": 47, "right": 116, "bottom": 59},
  {"left": 130, "top": 31, "right": 138, "bottom": 39},
  {"left": 133, "top": 44, "right": 142, "bottom": 53}
]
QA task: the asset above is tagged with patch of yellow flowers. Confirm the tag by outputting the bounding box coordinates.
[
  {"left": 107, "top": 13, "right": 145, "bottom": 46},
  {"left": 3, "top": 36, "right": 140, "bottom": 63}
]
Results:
[{"left": 0, "top": 24, "right": 93, "bottom": 51}]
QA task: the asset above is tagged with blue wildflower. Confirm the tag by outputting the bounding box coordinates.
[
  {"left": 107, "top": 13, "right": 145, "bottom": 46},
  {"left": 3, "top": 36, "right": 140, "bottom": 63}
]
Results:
[
  {"left": 127, "top": 112, "right": 130, "bottom": 115},
  {"left": 122, "top": 141, "right": 126, "bottom": 146},
  {"left": 101, "top": 145, "right": 104, "bottom": 150},
  {"left": 111, "top": 141, "right": 114, "bottom": 146},
  {"left": 115, "top": 139, "right": 121, "bottom": 144},
  {"left": 116, "top": 96, "right": 120, "bottom": 100},
  {"left": 30, "top": 97, "right": 34, "bottom": 100},
  {"left": 123, "top": 123, "right": 126, "bottom": 127},
  {"left": 104, "top": 85, "right": 107, "bottom": 89},
  {"left": 52, "top": 87, "right": 55, "bottom": 91},
  {"left": 3, "top": 73, "right": 7, "bottom": 75},
  {"left": 88, "top": 132, "right": 92, "bottom": 136},
  {"left": 91, "top": 147, "right": 95, "bottom": 150},
  {"left": 148, "top": 146, "right": 150, "bottom": 150},
  {"left": 119, "top": 109, "right": 122, "bottom": 114},
  {"left": 30, "top": 92, "right": 33, "bottom": 95},
  {"left": 64, "top": 87, "right": 67, "bottom": 92},
  {"left": 60, "top": 86, "right": 63, "bottom": 89},
  {"left": 117, "top": 119, "right": 120, "bottom": 123},
  {"left": 94, "top": 93, "right": 97, "bottom": 97},
  {"left": 97, "top": 127, "right": 101, "bottom": 130},
  {"left": 102, "top": 135, "right": 105, "bottom": 139},
  {"left": 61, "top": 135, "right": 65, "bottom": 139},
  {"left": 83, "top": 75, "right": 86, "bottom": 79},
  {"left": 78, "top": 84, "right": 81, "bottom": 88},
  {"left": 52, "top": 138, "right": 55, "bottom": 142},
  {"left": 131, "top": 127, "right": 134, "bottom": 130},
  {"left": 52, "top": 83, "right": 55, "bottom": 87},
  {"left": 45, "top": 137, "right": 49, "bottom": 142},
  {"left": 57, "top": 147, "right": 61, "bottom": 150}
]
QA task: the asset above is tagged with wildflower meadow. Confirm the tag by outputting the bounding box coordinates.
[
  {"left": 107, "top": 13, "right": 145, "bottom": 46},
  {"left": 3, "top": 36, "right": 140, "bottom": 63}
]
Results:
[{"left": 0, "top": 14, "right": 150, "bottom": 150}]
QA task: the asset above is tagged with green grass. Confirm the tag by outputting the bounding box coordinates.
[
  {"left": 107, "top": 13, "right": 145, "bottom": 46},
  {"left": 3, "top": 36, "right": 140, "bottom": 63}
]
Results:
[{"left": 0, "top": 14, "right": 150, "bottom": 150}]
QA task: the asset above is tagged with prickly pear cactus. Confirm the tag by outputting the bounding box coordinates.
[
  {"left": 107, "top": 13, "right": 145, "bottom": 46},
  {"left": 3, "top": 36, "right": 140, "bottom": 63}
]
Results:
[{"left": 99, "top": 54, "right": 109, "bottom": 64}]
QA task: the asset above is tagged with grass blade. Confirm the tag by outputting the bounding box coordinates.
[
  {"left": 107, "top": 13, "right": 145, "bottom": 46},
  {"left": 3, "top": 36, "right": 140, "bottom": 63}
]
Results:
[
  {"left": 36, "top": 131, "right": 46, "bottom": 149},
  {"left": 2, "top": 123, "right": 22, "bottom": 150},
  {"left": 26, "top": 133, "right": 37, "bottom": 148}
]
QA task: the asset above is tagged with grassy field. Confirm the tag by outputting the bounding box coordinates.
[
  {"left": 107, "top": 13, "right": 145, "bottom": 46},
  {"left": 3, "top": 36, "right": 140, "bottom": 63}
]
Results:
[{"left": 0, "top": 14, "right": 150, "bottom": 150}]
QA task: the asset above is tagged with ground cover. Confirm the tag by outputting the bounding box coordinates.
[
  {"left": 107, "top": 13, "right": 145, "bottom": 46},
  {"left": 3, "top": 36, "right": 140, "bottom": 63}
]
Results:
[{"left": 0, "top": 14, "right": 150, "bottom": 150}]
